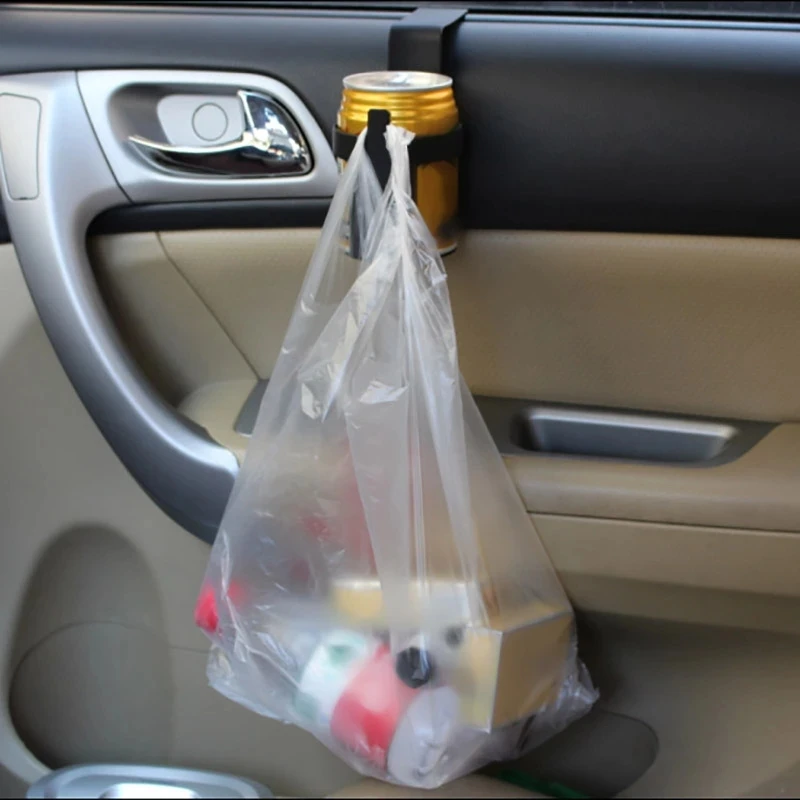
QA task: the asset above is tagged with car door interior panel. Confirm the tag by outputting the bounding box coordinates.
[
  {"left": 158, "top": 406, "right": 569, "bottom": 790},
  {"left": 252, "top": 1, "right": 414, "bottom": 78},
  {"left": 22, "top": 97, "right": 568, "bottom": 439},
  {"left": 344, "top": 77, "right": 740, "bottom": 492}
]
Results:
[{"left": 0, "top": 2, "right": 799, "bottom": 798}]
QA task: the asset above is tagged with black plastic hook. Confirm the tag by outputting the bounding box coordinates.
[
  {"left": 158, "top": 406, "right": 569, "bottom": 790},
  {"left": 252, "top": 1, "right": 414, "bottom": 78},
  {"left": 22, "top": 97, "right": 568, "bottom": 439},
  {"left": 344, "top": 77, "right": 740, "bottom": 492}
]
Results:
[{"left": 365, "top": 108, "right": 392, "bottom": 191}]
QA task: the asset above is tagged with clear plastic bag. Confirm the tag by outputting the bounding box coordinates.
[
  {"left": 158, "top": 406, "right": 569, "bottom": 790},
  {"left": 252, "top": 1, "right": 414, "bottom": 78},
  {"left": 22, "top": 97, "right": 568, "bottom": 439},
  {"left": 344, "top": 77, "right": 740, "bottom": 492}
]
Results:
[{"left": 196, "top": 124, "right": 597, "bottom": 788}]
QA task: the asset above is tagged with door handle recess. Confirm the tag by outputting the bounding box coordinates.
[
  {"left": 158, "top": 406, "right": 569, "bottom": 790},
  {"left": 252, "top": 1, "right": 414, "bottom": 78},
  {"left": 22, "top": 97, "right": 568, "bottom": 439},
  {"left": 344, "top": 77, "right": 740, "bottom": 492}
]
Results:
[
  {"left": 129, "top": 90, "right": 313, "bottom": 178},
  {"left": 0, "top": 70, "right": 337, "bottom": 542}
]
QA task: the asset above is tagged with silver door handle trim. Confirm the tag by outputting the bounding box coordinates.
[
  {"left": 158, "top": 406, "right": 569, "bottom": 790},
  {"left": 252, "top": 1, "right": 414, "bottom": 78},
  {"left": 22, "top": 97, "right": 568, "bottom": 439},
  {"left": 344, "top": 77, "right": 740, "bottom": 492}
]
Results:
[
  {"left": 0, "top": 71, "right": 242, "bottom": 542},
  {"left": 1, "top": 69, "right": 340, "bottom": 541},
  {"left": 128, "top": 90, "right": 313, "bottom": 178},
  {"left": 77, "top": 69, "right": 338, "bottom": 204}
]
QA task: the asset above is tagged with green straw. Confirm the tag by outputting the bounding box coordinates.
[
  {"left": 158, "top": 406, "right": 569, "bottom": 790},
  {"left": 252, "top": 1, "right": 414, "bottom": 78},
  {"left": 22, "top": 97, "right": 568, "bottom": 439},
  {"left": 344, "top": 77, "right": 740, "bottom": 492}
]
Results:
[{"left": 494, "top": 768, "right": 589, "bottom": 800}]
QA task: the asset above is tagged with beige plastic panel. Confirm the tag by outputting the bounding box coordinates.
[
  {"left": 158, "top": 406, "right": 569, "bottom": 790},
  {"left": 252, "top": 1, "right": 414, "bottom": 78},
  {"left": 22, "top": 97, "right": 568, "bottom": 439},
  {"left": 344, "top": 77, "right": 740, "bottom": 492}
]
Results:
[
  {"left": 742, "top": 761, "right": 800, "bottom": 798},
  {"left": 175, "top": 379, "right": 800, "bottom": 634},
  {"left": 89, "top": 232, "right": 255, "bottom": 405},
  {"left": 328, "top": 774, "right": 541, "bottom": 798},
  {"left": 184, "top": 377, "right": 800, "bottom": 535},
  {"left": 447, "top": 231, "right": 800, "bottom": 422},
  {"left": 533, "top": 515, "right": 800, "bottom": 635},
  {"left": 508, "top": 424, "right": 800, "bottom": 533},
  {"left": 11, "top": 624, "right": 174, "bottom": 767},
  {"left": 129, "top": 229, "right": 800, "bottom": 533},
  {"left": 581, "top": 616, "right": 800, "bottom": 798},
  {"left": 180, "top": 379, "right": 253, "bottom": 461},
  {"left": 9, "top": 226, "right": 800, "bottom": 798},
  {"left": 154, "top": 228, "right": 800, "bottom": 421},
  {"left": 156, "top": 229, "right": 320, "bottom": 387},
  {"left": 0, "top": 244, "right": 356, "bottom": 796}
]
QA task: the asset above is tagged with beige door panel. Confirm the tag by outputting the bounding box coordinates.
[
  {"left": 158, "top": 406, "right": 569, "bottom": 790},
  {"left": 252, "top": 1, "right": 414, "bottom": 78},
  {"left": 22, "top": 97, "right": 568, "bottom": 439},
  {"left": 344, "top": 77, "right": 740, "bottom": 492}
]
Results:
[
  {"left": 178, "top": 379, "right": 800, "bottom": 633},
  {"left": 535, "top": 515, "right": 800, "bottom": 634},
  {"left": 94, "top": 228, "right": 800, "bottom": 525},
  {"left": 742, "top": 761, "right": 800, "bottom": 798},
  {"left": 90, "top": 229, "right": 800, "bottom": 634},
  {"left": 179, "top": 374, "right": 800, "bottom": 536},
  {"left": 509, "top": 424, "right": 800, "bottom": 533},
  {"left": 142, "top": 223, "right": 800, "bottom": 636},
  {"left": 5, "top": 233, "right": 800, "bottom": 796},
  {"left": 579, "top": 617, "right": 800, "bottom": 798},
  {"left": 180, "top": 378, "right": 256, "bottom": 461},
  {"left": 94, "top": 227, "right": 800, "bottom": 433},
  {"left": 157, "top": 228, "right": 320, "bottom": 386},
  {"left": 447, "top": 231, "right": 800, "bottom": 422},
  {"left": 328, "top": 774, "right": 542, "bottom": 798},
  {"left": 89, "top": 233, "right": 256, "bottom": 406},
  {"left": 151, "top": 228, "right": 800, "bottom": 420},
  {"left": 0, "top": 244, "right": 356, "bottom": 796}
]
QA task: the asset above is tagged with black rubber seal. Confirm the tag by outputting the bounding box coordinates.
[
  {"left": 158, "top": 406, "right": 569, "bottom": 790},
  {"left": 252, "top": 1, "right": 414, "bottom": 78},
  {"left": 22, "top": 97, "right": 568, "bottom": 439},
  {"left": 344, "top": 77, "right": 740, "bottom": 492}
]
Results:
[{"left": 88, "top": 197, "right": 330, "bottom": 236}]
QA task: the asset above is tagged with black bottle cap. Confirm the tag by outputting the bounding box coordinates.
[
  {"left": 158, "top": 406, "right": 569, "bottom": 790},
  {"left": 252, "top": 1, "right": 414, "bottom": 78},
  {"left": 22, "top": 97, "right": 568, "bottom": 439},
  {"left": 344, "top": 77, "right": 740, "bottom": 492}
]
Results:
[{"left": 395, "top": 646, "right": 436, "bottom": 689}]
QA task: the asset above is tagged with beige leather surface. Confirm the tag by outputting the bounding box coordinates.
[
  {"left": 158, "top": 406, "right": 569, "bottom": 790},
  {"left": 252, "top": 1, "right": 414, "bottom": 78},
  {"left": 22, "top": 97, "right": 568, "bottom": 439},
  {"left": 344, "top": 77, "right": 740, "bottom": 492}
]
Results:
[
  {"left": 90, "top": 233, "right": 255, "bottom": 406},
  {"left": 5, "top": 224, "right": 800, "bottom": 799},
  {"left": 151, "top": 229, "right": 800, "bottom": 421},
  {"left": 447, "top": 231, "right": 800, "bottom": 422},
  {"left": 534, "top": 515, "right": 800, "bottom": 634},
  {"left": 157, "top": 229, "right": 318, "bottom": 394},
  {"left": 177, "top": 377, "right": 800, "bottom": 633},
  {"left": 741, "top": 760, "right": 800, "bottom": 798},
  {"left": 178, "top": 381, "right": 800, "bottom": 633},
  {"left": 509, "top": 424, "right": 800, "bottom": 533},
  {"left": 327, "top": 775, "right": 541, "bottom": 799},
  {"left": 180, "top": 378, "right": 255, "bottom": 462},
  {"left": 183, "top": 375, "right": 800, "bottom": 536},
  {"left": 92, "top": 226, "right": 800, "bottom": 534},
  {"left": 0, "top": 244, "right": 357, "bottom": 796},
  {"left": 585, "top": 617, "right": 800, "bottom": 798}
]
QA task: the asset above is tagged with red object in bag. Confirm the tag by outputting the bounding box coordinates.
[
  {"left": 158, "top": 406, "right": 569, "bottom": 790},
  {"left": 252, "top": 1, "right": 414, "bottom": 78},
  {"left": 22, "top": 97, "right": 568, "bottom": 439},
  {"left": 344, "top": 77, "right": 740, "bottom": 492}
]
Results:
[
  {"left": 194, "top": 585, "right": 219, "bottom": 634},
  {"left": 330, "top": 646, "right": 418, "bottom": 769},
  {"left": 194, "top": 580, "right": 249, "bottom": 634}
]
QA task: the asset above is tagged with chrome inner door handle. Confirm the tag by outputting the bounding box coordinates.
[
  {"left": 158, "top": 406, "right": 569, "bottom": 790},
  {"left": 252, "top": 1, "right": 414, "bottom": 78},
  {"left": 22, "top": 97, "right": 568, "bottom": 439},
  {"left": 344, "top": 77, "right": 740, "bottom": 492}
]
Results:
[{"left": 128, "top": 89, "right": 312, "bottom": 177}]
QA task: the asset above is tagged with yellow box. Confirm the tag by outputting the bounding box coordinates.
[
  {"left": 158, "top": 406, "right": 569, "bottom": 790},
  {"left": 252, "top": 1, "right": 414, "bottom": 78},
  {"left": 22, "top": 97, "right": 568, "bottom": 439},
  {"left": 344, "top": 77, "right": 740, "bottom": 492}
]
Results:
[
  {"left": 332, "top": 577, "right": 489, "bottom": 627},
  {"left": 330, "top": 577, "right": 572, "bottom": 730},
  {"left": 454, "top": 602, "right": 572, "bottom": 730}
]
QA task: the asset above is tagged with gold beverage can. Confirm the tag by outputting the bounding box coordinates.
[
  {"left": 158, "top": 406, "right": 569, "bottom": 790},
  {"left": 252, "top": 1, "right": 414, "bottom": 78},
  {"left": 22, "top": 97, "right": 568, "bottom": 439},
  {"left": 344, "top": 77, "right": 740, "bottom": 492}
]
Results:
[{"left": 338, "top": 71, "right": 459, "bottom": 254}]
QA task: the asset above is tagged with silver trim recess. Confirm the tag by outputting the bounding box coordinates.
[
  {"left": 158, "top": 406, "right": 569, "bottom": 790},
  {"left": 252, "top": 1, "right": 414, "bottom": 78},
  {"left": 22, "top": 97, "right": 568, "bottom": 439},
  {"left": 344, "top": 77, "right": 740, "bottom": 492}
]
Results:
[
  {"left": 129, "top": 90, "right": 313, "bottom": 179},
  {"left": 77, "top": 69, "right": 339, "bottom": 203},
  {"left": 520, "top": 406, "right": 737, "bottom": 463},
  {"left": 26, "top": 764, "right": 271, "bottom": 799},
  {"left": 234, "top": 384, "right": 771, "bottom": 468},
  {"left": 476, "top": 396, "right": 774, "bottom": 467}
]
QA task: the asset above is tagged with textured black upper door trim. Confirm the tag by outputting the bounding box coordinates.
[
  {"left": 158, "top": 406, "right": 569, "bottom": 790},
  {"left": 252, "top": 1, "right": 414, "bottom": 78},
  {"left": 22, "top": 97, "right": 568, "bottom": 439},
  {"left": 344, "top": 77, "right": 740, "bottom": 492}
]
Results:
[
  {"left": 3, "top": 6, "right": 800, "bottom": 239},
  {"left": 89, "top": 198, "right": 331, "bottom": 236},
  {"left": 454, "top": 16, "right": 800, "bottom": 237}
]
